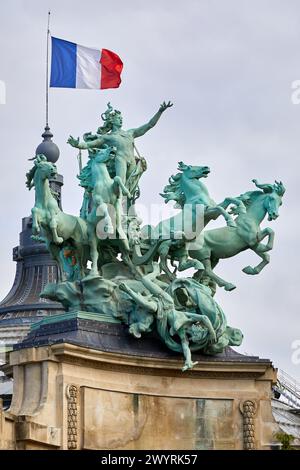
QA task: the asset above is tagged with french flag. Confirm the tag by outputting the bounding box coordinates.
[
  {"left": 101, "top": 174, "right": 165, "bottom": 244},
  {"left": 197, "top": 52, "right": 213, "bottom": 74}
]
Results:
[{"left": 50, "top": 37, "right": 123, "bottom": 90}]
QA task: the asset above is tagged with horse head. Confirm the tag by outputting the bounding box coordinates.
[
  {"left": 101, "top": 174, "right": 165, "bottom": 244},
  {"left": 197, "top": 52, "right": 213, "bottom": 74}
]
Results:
[
  {"left": 26, "top": 154, "right": 57, "bottom": 190},
  {"left": 178, "top": 161, "right": 210, "bottom": 179},
  {"left": 252, "top": 179, "right": 285, "bottom": 220},
  {"left": 90, "top": 145, "right": 116, "bottom": 164},
  {"left": 160, "top": 162, "right": 212, "bottom": 207}
]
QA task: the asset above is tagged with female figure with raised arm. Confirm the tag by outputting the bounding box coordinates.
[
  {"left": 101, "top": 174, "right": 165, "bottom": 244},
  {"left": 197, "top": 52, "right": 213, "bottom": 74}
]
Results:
[{"left": 68, "top": 101, "right": 173, "bottom": 185}]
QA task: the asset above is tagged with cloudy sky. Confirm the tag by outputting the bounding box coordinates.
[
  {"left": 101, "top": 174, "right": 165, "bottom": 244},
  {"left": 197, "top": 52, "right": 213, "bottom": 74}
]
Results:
[{"left": 0, "top": 0, "right": 299, "bottom": 378}]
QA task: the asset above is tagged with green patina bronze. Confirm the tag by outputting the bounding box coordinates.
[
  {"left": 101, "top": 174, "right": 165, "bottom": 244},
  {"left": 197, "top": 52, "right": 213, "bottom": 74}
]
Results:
[{"left": 27, "top": 102, "right": 285, "bottom": 372}]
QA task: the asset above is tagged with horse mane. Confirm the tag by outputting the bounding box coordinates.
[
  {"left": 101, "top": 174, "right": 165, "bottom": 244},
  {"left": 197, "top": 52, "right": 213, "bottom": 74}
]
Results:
[
  {"left": 78, "top": 158, "right": 93, "bottom": 191},
  {"left": 230, "top": 190, "right": 264, "bottom": 215},
  {"left": 160, "top": 172, "right": 185, "bottom": 208},
  {"left": 234, "top": 178, "right": 286, "bottom": 210},
  {"left": 239, "top": 190, "right": 263, "bottom": 205},
  {"left": 26, "top": 154, "right": 48, "bottom": 190},
  {"left": 26, "top": 165, "right": 37, "bottom": 190}
]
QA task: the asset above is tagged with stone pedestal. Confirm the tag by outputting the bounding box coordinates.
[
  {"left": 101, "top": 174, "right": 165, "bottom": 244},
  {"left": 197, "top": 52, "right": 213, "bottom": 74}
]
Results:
[{"left": 1, "top": 316, "right": 280, "bottom": 450}]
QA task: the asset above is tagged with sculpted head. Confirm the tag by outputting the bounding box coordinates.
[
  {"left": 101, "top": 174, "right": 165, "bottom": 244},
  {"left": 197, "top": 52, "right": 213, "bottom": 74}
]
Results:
[
  {"left": 98, "top": 102, "right": 123, "bottom": 133},
  {"left": 91, "top": 145, "right": 116, "bottom": 163},
  {"left": 177, "top": 162, "right": 210, "bottom": 179},
  {"left": 252, "top": 179, "right": 285, "bottom": 221},
  {"left": 26, "top": 154, "right": 57, "bottom": 189},
  {"left": 110, "top": 111, "right": 123, "bottom": 129}
]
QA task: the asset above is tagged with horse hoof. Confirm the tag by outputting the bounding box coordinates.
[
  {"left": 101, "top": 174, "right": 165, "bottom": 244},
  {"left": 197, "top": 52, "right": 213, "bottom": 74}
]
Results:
[
  {"left": 195, "top": 261, "right": 205, "bottom": 271},
  {"left": 242, "top": 266, "right": 257, "bottom": 275},
  {"left": 225, "top": 283, "right": 236, "bottom": 291}
]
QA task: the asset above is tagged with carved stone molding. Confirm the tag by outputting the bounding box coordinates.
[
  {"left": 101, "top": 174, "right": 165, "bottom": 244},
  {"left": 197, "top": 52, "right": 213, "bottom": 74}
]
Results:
[
  {"left": 66, "top": 384, "right": 79, "bottom": 450},
  {"left": 240, "top": 400, "right": 258, "bottom": 450}
]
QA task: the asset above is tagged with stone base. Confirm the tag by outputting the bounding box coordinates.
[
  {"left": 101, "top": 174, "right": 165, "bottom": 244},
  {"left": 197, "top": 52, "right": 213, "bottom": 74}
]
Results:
[{"left": 0, "top": 318, "right": 280, "bottom": 450}]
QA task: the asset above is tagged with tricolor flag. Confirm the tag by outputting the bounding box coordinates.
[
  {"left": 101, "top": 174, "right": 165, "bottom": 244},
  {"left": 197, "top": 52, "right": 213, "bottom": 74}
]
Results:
[{"left": 50, "top": 37, "right": 123, "bottom": 90}]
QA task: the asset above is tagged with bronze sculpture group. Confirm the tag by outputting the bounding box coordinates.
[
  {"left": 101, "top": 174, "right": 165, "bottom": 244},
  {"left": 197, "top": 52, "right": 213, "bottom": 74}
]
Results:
[{"left": 27, "top": 102, "right": 285, "bottom": 371}]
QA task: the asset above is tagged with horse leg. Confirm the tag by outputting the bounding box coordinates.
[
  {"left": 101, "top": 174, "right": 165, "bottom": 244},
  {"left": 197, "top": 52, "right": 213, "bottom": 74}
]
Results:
[
  {"left": 205, "top": 206, "right": 236, "bottom": 228},
  {"left": 96, "top": 202, "right": 114, "bottom": 234},
  {"left": 113, "top": 176, "right": 131, "bottom": 198},
  {"left": 217, "top": 206, "right": 236, "bottom": 227},
  {"left": 242, "top": 243, "right": 270, "bottom": 275},
  {"left": 256, "top": 228, "right": 275, "bottom": 252},
  {"left": 178, "top": 255, "right": 204, "bottom": 273},
  {"left": 80, "top": 190, "right": 91, "bottom": 220},
  {"left": 158, "top": 240, "right": 176, "bottom": 280},
  {"left": 202, "top": 258, "right": 236, "bottom": 291},
  {"left": 219, "top": 197, "right": 247, "bottom": 214},
  {"left": 188, "top": 248, "right": 209, "bottom": 282},
  {"left": 49, "top": 216, "right": 64, "bottom": 244},
  {"left": 31, "top": 207, "right": 40, "bottom": 235},
  {"left": 88, "top": 233, "right": 100, "bottom": 277}
]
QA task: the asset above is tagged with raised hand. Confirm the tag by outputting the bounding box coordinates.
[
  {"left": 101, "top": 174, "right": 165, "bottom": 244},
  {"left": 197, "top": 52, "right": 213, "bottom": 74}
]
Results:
[
  {"left": 67, "top": 136, "right": 80, "bottom": 148},
  {"left": 159, "top": 101, "right": 173, "bottom": 112}
]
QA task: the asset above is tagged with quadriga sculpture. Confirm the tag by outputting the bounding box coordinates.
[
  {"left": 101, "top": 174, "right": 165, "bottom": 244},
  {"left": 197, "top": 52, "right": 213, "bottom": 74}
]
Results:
[{"left": 26, "top": 102, "right": 285, "bottom": 371}]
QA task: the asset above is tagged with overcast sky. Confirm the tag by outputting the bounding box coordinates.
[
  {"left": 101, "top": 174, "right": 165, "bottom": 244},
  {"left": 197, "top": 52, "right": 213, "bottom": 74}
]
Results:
[{"left": 0, "top": 0, "right": 299, "bottom": 379}]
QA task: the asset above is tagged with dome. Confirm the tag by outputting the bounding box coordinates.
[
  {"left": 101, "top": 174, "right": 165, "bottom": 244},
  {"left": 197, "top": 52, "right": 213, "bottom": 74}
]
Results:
[{"left": 35, "top": 125, "right": 60, "bottom": 163}]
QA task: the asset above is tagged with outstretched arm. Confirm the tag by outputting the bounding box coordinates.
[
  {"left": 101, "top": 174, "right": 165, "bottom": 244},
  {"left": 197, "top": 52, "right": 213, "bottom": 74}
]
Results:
[
  {"left": 67, "top": 136, "right": 105, "bottom": 150},
  {"left": 141, "top": 275, "right": 174, "bottom": 304},
  {"left": 131, "top": 101, "right": 173, "bottom": 138},
  {"left": 119, "top": 283, "right": 157, "bottom": 313}
]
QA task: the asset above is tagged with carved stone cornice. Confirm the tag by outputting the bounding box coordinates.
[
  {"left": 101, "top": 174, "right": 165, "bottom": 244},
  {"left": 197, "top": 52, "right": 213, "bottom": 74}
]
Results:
[{"left": 8, "top": 342, "right": 276, "bottom": 383}]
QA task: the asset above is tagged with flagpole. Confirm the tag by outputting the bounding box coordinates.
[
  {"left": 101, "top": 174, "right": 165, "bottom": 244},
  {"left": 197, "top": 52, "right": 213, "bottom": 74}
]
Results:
[{"left": 46, "top": 10, "right": 51, "bottom": 127}]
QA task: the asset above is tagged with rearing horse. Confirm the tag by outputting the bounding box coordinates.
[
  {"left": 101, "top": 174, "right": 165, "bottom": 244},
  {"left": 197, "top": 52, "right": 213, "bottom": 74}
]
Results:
[
  {"left": 134, "top": 162, "right": 245, "bottom": 279},
  {"left": 26, "top": 155, "right": 89, "bottom": 279},
  {"left": 160, "top": 162, "right": 246, "bottom": 227},
  {"left": 189, "top": 179, "right": 285, "bottom": 291},
  {"left": 78, "top": 145, "right": 131, "bottom": 276}
]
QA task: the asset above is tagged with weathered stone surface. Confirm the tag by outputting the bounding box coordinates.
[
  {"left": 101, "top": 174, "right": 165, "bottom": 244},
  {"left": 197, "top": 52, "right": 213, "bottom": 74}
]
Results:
[
  {"left": 0, "top": 341, "right": 280, "bottom": 450},
  {"left": 0, "top": 399, "right": 15, "bottom": 449}
]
